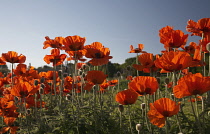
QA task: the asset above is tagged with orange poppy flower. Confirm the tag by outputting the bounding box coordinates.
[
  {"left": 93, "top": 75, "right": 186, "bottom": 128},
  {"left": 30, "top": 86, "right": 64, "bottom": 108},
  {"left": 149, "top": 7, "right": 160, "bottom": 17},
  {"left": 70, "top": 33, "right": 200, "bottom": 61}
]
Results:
[
  {"left": 100, "top": 82, "right": 109, "bottom": 91},
  {"left": 154, "top": 51, "right": 193, "bottom": 73},
  {"left": 108, "top": 79, "right": 118, "bottom": 86},
  {"left": 191, "top": 44, "right": 206, "bottom": 67},
  {"left": 128, "top": 44, "right": 147, "bottom": 53},
  {"left": 147, "top": 98, "right": 180, "bottom": 128},
  {"left": 0, "top": 117, "right": 18, "bottom": 134},
  {"left": 10, "top": 81, "right": 38, "bottom": 98},
  {"left": 66, "top": 51, "right": 86, "bottom": 61},
  {"left": 159, "top": 26, "right": 188, "bottom": 51},
  {"left": 85, "top": 42, "right": 113, "bottom": 66},
  {"left": 126, "top": 75, "right": 133, "bottom": 81},
  {"left": 85, "top": 70, "right": 107, "bottom": 85},
  {"left": 128, "top": 76, "right": 159, "bottom": 96},
  {"left": 183, "top": 42, "right": 197, "bottom": 54},
  {"left": 2, "top": 51, "right": 26, "bottom": 63},
  {"left": 115, "top": 89, "right": 138, "bottom": 105},
  {"left": 44, "top": 48, "right": 67, "bottom": 66},
  {"left": 62, "top": 35, "right": 86, "bottom": 51},
  {"left": 173, "top": 73, "right": 210, "bottom": 98},
  {"left": 186, "top": 18, "right": 210, "bottom": 38},
  {"left": 133, "top": 53, "right": 158, "bottom": 73},
  {"left": 43, "top": 36, "right": 64, "bottom": 49}
]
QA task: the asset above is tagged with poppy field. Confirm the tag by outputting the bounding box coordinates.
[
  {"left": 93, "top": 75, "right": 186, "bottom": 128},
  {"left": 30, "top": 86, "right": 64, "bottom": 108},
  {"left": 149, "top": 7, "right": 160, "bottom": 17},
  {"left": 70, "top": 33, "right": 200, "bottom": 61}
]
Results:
[{"left": 1, "top": 18, "right": 210, "bottom": 134}]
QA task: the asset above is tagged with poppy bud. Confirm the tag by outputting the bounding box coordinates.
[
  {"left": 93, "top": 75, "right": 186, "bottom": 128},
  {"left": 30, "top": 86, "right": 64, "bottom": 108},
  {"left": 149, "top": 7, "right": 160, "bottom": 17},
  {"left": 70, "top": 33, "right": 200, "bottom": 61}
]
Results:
[
  {"left": 141, "top": 103, "right": 146, "bottom": 110},
  {"left": 34, "top": 80, "right": 39, "bottom": 86},
  {"left": 156, "top": 71, "right": 161, "bottom": 77},
  {"left": 14, "top": 96, "right": 19, "bottom": 104},
  {"left": 136, "top": 124, "right": 142, "bottom": 132},
  {"left": 39, "top": 87, "right": 44, "bottom": 94},
  {"left": 156, "top": 77, "right": 160, "bottom": 84},
  {"left": 127, "top": 66, "right": 131, "bottom": 71},
  {"left": 117, "top": 71, "right": 121, "bottom": 77},
  {"left": 63, "top": 73, "right": 68, "bottom": 77},
  {"left": 58, "top": 70, "right": 62, "bottom": 77},
  {"left": 78, "top": 69, "right": 83, "bottom": 75},
  {"left": 206, "top": 43, "right": 210, "bottom": 52},
  {"left": 178, "top": 132, "right": 183, "bottom": 134},
  {"left": 82, "top": 72, "right": 86, "bottom": 78},
  {"left": 165, "top": 77, "right": 170, "bottom": 84},
  {"left": 41, "top": 83, "right": 45, "bottom": 89},
  {"left": 118, "top": 104, "right": 124, "bottom": 113},
  {"left": 27, "top": 109, "right": 31, "bottom": 115},
  {"left": 82, "top": 64, "right": 87, "bottom": 70},
  {"left": 40, "top": 77, "right": 45, "bottom": 83},
  {"left": 66, "top": 94, "right": 71, "bottom": 100}
]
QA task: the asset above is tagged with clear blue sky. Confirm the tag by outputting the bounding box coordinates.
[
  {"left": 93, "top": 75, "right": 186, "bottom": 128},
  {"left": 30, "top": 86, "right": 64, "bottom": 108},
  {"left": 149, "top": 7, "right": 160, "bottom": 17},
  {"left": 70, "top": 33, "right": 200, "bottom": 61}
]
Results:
[{"left": 0, "top": 0, "right": 209, "bottom": 68}]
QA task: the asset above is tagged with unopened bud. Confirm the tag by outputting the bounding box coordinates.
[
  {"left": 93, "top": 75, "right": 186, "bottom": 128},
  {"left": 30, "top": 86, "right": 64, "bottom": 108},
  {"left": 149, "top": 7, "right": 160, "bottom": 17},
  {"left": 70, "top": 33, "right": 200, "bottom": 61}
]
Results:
[
  {"left": 118, "top": 104, "right": 124, "bottom": 113},
  {"left": 136, "top": 124, "right": 142, "bottom": 132},
  {"left": 206, "top": 42, "right": 210, "bottom": 52},
  {"left": 117, "top": 71, "right": 121, "bottom": 77},
  {"left": 27, "top": 109, "right": 31, "bottom": 115},
  {"left": 39, "top": 87, "right": 44, "bottom": 94},
  {"left": 34, "top": 80, "right": 39, "bottom": 86},
  {"left": 58, "top": 70, "right": 62, "bottom": 77},
  {"left": 66, "top": 94, "right": 71, "bottom": 100},
  {"left": 165, "top": 77, "right": 170, "bottom": 84},
  {"left": 156, "top": 72, "right": 161, "bottom": 77},
  {"left": 141, "top": 103, "right": 146, "bottom": 110},
  {"left": 156, "top": 77, "right": 160, "bottom": 84},
  {"left": 40, "top": 77, "right": 45, "bottom": 83},
  {"left": 82, "top": 64, "right": 87, "bottom": 70},
  {"left": 127, "top": 66, "right": 131, "bottom": 71}
]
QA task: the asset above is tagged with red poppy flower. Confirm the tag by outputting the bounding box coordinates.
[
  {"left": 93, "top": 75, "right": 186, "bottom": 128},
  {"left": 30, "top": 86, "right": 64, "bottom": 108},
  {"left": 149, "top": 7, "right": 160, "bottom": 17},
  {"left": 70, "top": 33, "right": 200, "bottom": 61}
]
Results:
[
  {"left": 183, "top": 42, "right": 197, "bottom": 54},
  {"left": 2, "top": 51, "right": 26, "bottom": 63},
  {"left": 129, "top": 76, "right": 159, "bottom": 96},
  {"left": 62, "top": 35, "right": 86, "bottom": 51},
  {"left": 85, "top": 42, "right": 113, "bottom": 66},
  {"left": 128, "top": 44, "right": 147, "bottom": 53},
  {"left": 10, "top": 81, "right": 38, "bottom": 98},
  {"left": 108, "top": 79, "right": 118, "bottom": 86},
  {"left": 133, "top": 53, "right": 158, "bottom": 73},
  {"left": 173, "top": 73, "right": 210, "bottom": 98},
  {"left": 154, "top": 51, "right": 193, "bottom": 73},
  {"left": 85, "top": 70, "right": 107, "bottom": 85},
  {"left": 159, "top": 26, "right": 188, "bottom": 51},
  {"left": 43, "top": 36, "right": 64, "bottom": 49},
  {"left": 147, "top": 98, "right": 180, "bottom": 128},
  {"left": 44, "top": 48, "right": 67, "bottom": 66},
  {"left": 115, "top": 89, "right": 138, "bottom": 105},
  {"left": 0, "top": 117, "right": 18, "bottom": 134},
  {"left": 66, "top": 51, "right": 86, "bottom": 61},
  {"left": 186, "top": 18, "right": 210, "bottom": 39}
]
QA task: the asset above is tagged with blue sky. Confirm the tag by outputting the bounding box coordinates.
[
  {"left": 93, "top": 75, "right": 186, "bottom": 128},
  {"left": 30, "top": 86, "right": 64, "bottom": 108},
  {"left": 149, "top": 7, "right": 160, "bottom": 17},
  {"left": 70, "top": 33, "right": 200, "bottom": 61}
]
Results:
[{"left": 0, "top": 0, "right": 209, "bottom": 68}]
